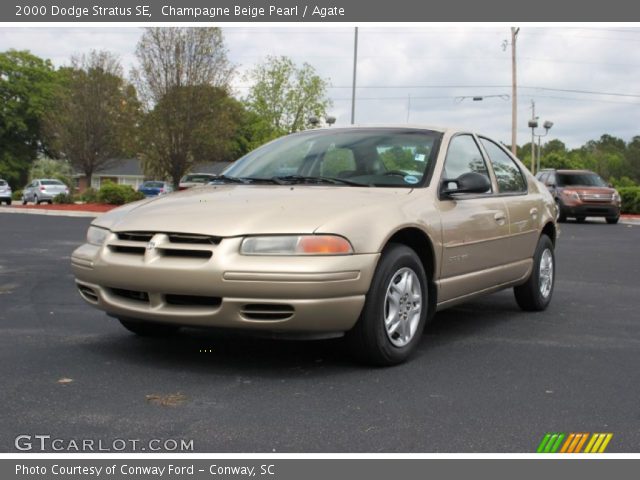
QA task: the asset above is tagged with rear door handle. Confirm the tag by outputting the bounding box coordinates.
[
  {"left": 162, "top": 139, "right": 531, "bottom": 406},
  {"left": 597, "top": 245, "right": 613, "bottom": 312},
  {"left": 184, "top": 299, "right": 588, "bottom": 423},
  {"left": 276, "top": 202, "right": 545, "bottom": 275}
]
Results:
[{"left": 494, "top": 212, "right": 506, "bottom": 226}]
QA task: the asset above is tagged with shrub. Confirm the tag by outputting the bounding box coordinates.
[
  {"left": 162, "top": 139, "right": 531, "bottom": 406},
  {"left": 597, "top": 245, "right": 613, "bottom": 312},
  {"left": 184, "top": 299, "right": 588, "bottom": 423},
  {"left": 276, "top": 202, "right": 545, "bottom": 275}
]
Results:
[
  {"left": 618, "top": 187, "right": 640, "bottom": 214},
  {"left": 12, "top": 190, "right": 22, "bottom": 201},
  {"left": 80, "top": 187, "right": 99, "bottom": 203},
  {"left": 97, "top": 183, "right": 145, "bottom": 205},
  {"left": 53, "top": 193, "right": 75, "bottom": 204}
]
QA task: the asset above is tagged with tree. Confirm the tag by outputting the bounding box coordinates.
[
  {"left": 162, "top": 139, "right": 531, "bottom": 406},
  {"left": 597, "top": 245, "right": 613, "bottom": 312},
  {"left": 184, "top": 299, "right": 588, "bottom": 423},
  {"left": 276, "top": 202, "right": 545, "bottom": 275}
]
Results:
[
  {"left": 0, "top": 50, "right": 58, "bottom": 188},
  {"left": 244, "top": 56, "right": 332, "bottom": 137},
  {"left": 134, "top": 27, "right": 235, "bottom": 187},
  {"left": 140, "top": 85, "right": 245, "bottom": 182},
  {"left": 44, "top": 51, "right": 140, "bottom": 186},
  {"left": 29, "top": 158, "right": 74, "bottom": 187}
]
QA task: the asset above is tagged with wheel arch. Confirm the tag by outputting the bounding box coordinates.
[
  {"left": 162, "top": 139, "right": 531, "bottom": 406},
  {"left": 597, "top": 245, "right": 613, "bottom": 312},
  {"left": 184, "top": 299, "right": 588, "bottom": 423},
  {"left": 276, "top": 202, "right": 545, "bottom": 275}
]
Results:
[{"left": 382, "top": 227, "right": 438, "bottom": 315}]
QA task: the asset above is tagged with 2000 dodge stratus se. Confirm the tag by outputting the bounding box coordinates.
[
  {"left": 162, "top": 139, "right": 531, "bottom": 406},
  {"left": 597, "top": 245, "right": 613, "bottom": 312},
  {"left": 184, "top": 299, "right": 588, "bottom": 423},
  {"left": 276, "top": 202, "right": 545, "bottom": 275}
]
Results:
[{"left": 72, "top": 127, "right": 558, "bottom": 365}]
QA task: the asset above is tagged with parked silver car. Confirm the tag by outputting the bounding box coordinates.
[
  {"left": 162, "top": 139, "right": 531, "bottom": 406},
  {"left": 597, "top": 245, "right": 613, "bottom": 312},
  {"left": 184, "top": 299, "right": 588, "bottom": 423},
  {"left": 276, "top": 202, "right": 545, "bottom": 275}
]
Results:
[
  {"left": 0, "top": 179, "right": 12, "bottom": 205},
  {"left": 22, "top": 179, "right": 69, "bottom": 204}
]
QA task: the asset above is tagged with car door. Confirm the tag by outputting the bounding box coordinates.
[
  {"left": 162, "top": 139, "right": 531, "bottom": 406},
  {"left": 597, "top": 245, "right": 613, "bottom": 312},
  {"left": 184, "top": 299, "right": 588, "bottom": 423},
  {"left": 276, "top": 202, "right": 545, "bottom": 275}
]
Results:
[
  {"left": 25, "top": 182, "right": 35, "bottom": 201},
  {"left": 478, "top": 137, "right": 538, "bottom": 265},
  {"left": 437, "top": 134, "right": 511, "bottom": 303}
]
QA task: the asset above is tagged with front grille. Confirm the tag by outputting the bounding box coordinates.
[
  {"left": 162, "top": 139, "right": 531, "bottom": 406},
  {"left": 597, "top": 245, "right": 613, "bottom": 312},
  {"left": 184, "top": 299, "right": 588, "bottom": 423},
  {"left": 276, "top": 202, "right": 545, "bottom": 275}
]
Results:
[
  {"left": 111, "top": 288, "right": 149, "bottom": 303},
  {"left": 111, "top": 246, "right": 146, "bottom": 255},
  {"left": 240, "top": 304, "right": 295, "bottom": 321},
  {"left": 161, "top": 249, "right": 212, "bottom": 259},
  {"left": 109, "top": 231, "right": 219, "bottom": 260},
  {"left": 167, "top": 233, "right": 221, "bottom": 245},
  {"left": 117, "top": 232, "right": 154, "bottom": 242},
  {"left": 580, "top": 193, "right": 613, "bottom": 203}
]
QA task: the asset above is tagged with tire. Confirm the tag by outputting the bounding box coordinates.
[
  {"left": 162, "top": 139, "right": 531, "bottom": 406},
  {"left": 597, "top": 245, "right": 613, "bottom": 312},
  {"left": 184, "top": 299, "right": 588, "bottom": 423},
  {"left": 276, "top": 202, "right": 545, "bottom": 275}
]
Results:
[
  {"left": 346, "top": 243, "right": 429, "bottom": 366},
  {"left": 22, "top": 196, "right": 27, "bottom": 205},
  {"left": 6, "top": 199, "right": 11, "bottom": 206},
  {"left": 118, "top": 318, "right": 180, "bottom": 337},
  {"left": 514, "top": 235, "right": 555, "bottom": 311},
  {"left": 606, "top": 216, "right": 619, "bottom": 224}
]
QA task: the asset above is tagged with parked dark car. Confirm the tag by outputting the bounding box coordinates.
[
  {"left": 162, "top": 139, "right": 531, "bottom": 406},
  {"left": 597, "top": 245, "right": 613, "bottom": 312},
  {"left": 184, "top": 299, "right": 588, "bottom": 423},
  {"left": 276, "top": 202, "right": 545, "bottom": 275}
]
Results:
[
  {"left": 138, "top": 181, "right": 173, "bottom": 197},
  {"left": 536, "top": 169, "right": 621, "bottom": 223}
]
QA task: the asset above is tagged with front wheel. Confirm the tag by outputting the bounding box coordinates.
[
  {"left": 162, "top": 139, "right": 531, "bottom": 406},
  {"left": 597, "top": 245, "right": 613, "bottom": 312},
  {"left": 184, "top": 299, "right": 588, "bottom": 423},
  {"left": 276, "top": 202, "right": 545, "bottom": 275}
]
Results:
[
  {"left": 22, "top": 196, "right": 27, "bottom": 205},
  {"left": 606, "top": 216, "right": 619, "bottom": 224},
  {"left": 346, "top": 244, "right": 429, "bottom": 366},
  {"left": 119, "top": 318, "right": 181, "bottom": 337},
  {"left": 514, "top": 235, "right": 555, "bottom": 311}
]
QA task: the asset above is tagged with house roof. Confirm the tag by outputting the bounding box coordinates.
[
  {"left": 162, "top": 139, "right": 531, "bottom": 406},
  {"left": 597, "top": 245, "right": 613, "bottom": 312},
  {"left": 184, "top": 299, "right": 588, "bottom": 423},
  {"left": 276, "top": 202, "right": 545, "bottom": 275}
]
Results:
[{"left": 75, "top": 159, "right": 233, "bottom": 177}]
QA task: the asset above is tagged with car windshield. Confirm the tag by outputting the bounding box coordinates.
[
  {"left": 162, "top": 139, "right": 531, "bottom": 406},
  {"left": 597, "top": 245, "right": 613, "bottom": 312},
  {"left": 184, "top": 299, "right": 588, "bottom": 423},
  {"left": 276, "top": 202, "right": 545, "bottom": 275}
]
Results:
[
  {"left": 142, "top": 181, "right": 164, "bottom": 188},
  {"left": 182, "top": 175, "right": 213, "bottom": 183},
  {"left": 558, "top": 173, "right": 607, "bottom": 187},
  {"left": 223, "top": 128, "right": 442, "bottom": 187},
  {"left": 41, "top": 180, "right": 64, "bottom": 186}
]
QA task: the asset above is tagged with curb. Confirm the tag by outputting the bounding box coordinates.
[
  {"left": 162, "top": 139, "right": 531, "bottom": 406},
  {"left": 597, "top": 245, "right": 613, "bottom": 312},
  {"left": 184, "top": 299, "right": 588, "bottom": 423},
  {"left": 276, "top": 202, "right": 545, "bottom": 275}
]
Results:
[{"left": 0, "top": 207, "right": 101, "bottom": 218}]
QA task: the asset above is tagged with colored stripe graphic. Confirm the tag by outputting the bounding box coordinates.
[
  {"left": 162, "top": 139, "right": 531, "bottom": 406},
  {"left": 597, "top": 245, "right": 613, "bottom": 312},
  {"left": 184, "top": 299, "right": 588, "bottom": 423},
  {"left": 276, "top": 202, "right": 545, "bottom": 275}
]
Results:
[{"left": 538, "top": 433, "right": 613, "bottom": 453}]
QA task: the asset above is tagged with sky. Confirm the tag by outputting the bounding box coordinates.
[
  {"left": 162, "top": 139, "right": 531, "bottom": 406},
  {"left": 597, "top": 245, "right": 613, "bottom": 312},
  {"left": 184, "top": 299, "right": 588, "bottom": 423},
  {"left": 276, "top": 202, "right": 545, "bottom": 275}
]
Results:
[{"left": 1, "top": 25, "right": 639, "bottom": 149}]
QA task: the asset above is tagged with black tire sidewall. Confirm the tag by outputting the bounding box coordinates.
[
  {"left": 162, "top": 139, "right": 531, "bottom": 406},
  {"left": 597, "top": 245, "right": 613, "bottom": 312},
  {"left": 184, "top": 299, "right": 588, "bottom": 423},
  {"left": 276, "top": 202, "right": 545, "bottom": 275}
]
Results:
[
  {"left": 357, "top": 244, "right": 428, "bottom": 365},
  {"left": 531, "top": 236, "right": 556, "bottom": 309}
]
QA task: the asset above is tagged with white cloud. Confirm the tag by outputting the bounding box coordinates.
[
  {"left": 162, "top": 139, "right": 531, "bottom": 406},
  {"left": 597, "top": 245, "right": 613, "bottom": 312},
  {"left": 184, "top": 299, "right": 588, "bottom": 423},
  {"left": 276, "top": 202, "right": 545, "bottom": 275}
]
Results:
[{"left": 1, "top": 25, "right": 639, "bottom": 148}]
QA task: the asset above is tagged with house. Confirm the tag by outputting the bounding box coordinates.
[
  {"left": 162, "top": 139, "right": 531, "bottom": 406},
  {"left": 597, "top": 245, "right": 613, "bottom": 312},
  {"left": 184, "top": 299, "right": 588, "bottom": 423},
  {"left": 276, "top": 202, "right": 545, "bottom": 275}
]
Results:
[{"left": 73, "top": 159, "right": 232, "bottom": 192}]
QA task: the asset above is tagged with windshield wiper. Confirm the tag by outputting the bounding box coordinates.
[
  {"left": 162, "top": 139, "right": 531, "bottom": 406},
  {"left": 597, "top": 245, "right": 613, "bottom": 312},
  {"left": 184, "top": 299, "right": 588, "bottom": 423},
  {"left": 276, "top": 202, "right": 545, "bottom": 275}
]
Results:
[
  {"left": 271, "top": 175, "right": 367, "bottom": 187},
  {"left": 210, "top": 175, "right": 250, "bottom": 184}
]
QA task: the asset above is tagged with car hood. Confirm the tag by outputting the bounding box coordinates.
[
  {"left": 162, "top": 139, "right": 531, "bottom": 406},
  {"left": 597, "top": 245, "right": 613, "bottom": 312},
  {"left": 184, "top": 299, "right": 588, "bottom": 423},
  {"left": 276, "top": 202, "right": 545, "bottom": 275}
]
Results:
[{"left": 94, "top": 185, "right": 412, "bottom": 237}]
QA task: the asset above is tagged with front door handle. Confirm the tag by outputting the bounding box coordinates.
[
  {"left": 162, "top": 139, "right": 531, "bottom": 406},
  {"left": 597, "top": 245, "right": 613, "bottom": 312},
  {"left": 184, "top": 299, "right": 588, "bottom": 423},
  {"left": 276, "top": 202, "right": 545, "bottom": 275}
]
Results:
[{"left": 494, "top": 212, "right": 506, "bottom": 226}]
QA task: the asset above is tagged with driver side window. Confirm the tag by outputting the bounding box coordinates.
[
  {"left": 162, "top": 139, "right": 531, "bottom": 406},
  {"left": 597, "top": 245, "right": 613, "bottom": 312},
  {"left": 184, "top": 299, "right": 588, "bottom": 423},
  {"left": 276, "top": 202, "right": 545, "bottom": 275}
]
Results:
[{"left": 443, "top": 135, "right": 492, "bottom": 190}]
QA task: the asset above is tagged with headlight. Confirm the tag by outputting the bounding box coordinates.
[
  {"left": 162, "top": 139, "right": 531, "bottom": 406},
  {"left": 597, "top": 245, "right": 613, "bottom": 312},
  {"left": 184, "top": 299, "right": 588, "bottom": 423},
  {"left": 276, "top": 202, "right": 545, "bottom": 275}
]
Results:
[
  {"left": 86, "top": 226, "right": 109, "bottom": 246},
  {"left": 562, "top": 189, "right": 580, "bottom": 201},
  {"left": 613, "top": 191, "right": 621, "bottom": 203},
  {"left": 240, "top": 235, "right": 353, "bottom": 255}
]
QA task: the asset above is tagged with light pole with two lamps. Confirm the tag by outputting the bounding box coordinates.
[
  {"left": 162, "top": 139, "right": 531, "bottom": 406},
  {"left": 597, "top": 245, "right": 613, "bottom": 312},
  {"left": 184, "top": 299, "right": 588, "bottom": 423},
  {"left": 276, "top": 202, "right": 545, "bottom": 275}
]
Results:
[{"left": 527, "top": 119, "right": 554, "bottom": 175}]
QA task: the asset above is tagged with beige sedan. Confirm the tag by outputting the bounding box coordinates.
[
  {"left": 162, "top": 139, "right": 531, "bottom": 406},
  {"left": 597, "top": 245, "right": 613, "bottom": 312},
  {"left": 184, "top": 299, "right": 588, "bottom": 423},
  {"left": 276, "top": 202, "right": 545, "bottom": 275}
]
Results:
[{"left": 72, "top": 126, "right": 558, "bottom": 365}]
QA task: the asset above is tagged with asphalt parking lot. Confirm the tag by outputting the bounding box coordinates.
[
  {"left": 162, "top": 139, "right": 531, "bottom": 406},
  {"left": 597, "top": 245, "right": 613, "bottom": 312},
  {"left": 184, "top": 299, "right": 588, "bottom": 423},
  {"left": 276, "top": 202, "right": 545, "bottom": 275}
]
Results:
[{"left": 1, "top": 212, "right": 639, "bottom": 453}]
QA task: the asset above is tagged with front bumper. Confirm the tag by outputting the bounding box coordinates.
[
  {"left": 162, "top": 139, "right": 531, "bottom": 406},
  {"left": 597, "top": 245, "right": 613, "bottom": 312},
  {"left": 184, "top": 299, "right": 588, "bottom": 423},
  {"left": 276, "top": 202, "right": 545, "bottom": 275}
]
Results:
[
  {"left": 561, "top": 203, "right": 620, "bottom": 218},
  {"left": 71, "top": 235, "right": 379, "bottom": 333}
]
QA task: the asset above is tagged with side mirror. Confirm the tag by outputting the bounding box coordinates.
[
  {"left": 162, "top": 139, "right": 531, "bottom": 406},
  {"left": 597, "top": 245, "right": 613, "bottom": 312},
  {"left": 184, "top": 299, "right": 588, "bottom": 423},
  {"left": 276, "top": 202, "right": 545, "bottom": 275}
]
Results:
[{"left": 441, "top": 172, "right": 491, "bottom": 196}]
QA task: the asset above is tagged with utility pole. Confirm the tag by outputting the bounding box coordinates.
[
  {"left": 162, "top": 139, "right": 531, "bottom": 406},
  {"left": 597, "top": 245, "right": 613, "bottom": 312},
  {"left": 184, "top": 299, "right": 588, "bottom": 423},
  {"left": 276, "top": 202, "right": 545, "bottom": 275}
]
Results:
[
  {"left": 350, "top": 27, "right": 358, "bottom": 125},
  {"left": 510, "top": 27, "right": 520, "bottom": 156}
]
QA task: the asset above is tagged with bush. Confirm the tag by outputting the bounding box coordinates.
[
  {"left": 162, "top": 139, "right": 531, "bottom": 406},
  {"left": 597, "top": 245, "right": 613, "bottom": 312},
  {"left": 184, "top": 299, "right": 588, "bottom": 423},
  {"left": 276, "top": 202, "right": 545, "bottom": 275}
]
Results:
[
  {"left": 12, "top": 190, "right": 22, "bottom": 201},
  {"left": 80, "top": 187, "right": 99, "bottom": 203},
  {"left": 53, "top": 193, "right": 75, "bottom": 204},
  {"left": 618, "top": 187, "right": 640, "bottom": 214},
  {"left": 97, "top": 183, "right": 145, "bottom": 205}
]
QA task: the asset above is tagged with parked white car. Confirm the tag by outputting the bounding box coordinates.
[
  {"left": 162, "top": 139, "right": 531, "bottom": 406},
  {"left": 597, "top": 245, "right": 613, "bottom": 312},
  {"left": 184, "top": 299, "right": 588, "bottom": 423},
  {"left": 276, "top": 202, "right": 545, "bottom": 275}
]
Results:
[{"left": 22, "top": 179, "right": 69, "bottom": 204}]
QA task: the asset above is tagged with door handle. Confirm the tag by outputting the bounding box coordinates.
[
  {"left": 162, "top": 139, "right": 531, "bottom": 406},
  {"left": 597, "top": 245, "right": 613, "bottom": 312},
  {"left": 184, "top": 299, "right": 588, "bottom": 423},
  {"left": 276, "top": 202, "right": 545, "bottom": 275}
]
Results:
[
  {"left": 530, "top": 207, "right": 538, "bottom": 220},
  {"left": 494, "top": 212, "right": 506, "bottom": 226}
]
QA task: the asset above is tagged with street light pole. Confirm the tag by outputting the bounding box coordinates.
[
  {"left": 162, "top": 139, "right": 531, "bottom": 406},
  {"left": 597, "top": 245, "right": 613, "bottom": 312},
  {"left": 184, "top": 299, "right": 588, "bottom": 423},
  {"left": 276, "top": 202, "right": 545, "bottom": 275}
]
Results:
[
  {"left": 529, "top": 100, "right": 537, "bottom": 174},
  {"left": 510, "top": 27, "right": 520, "bottom": 156},
  {"left": 350, "top": 27, "right": 358, "bottom": 125}
]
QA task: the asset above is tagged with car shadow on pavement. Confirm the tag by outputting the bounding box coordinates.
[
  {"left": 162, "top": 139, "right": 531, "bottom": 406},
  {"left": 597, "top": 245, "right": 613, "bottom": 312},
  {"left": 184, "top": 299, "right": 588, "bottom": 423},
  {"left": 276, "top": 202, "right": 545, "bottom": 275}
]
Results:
[{"left": 76, "top": 290, "right": 530, "bottom": 374}]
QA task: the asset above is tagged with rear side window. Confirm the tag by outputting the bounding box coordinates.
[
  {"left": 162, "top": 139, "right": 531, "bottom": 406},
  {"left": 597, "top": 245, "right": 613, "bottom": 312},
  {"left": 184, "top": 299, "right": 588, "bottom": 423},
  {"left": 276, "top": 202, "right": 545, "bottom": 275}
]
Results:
[
  {"left": 0, "top": 180, "right": 6, "bottom": 186},
  {"left": 480, "top": 138, "right": 527, "bottom": 193}
]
